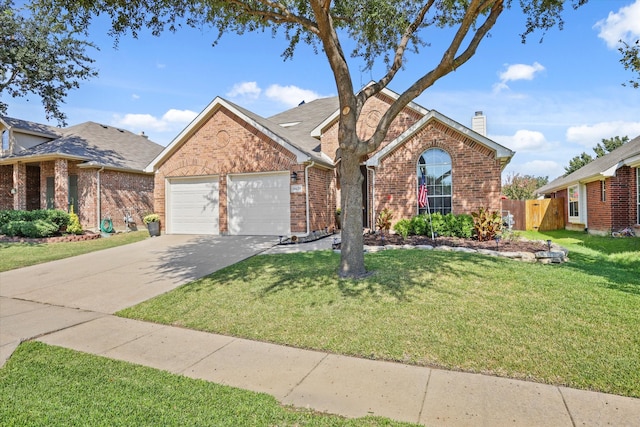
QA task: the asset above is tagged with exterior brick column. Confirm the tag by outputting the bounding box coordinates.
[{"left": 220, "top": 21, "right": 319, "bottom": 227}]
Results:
[
  {"left": 12, "top": 162, "right": 27, "bottom": 210},
  {"left": 54, "top": 159, "right": 69, "bottom": 211}
]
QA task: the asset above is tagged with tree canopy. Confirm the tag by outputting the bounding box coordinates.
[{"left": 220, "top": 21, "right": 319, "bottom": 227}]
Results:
[
  {"left": 502, "top": 173, "right": 548, "bottom": 200},
  {"left": 620, "top": 39, "right": 640, "bottom": 89},
  {"left": 0, "top": 0, "right": 97, "bottom": 125},
  {"left": 31, "top": 0, "right": 587, "bottom": 277},
  {"left": 564, "top": 135, "right": 628, "bottom": 176}
]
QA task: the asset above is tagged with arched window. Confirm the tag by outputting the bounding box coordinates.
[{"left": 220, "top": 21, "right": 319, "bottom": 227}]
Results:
[{"left": 417, "top": 148, "right": 452, "bottom": 215}]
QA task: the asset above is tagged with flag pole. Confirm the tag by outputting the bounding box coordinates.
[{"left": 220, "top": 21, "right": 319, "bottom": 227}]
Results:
[
  {"left": 425, "top": 192, "right": 435, "bottom": 240},
  {"left": 419, "top": 171, "right": 435, "bottom": 240}
]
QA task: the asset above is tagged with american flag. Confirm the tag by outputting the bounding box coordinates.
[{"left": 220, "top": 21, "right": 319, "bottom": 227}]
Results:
[{"left": 418, "top": 175, "right": 427, "bottom": 208}]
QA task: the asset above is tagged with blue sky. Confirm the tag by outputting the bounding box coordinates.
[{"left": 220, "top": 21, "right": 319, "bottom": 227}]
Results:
[{"left": 8, "top": 0, "right": 640, "bottom": 181}]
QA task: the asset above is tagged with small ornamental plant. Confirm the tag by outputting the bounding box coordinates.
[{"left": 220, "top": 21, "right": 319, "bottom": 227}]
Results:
[
  {"left": 143, "top": 214, "right": 159, "bottom": 224},
  {"left": 376, "top": 208, "right": 394, "bottom": 235},
  {"left": 66, "top": 206, "right": 83, "bottom": 235}
]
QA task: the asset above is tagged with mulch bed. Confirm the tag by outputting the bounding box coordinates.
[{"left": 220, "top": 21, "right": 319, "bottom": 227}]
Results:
[{"left": 362, "top": 233, "right": 548, "bottom": 253}]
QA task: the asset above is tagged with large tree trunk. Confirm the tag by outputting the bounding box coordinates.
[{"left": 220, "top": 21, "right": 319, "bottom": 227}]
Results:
[{"left": 338, "top": 147, "right": 366, "bottom": 278}]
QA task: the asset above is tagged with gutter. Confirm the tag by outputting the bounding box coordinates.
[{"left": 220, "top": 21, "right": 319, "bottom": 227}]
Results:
[
  {"left": 96, "top": 167, "right": 104, "bottom": 229},
  {"left": 366, "top": 165, "right": 376, "bottom": 229}
]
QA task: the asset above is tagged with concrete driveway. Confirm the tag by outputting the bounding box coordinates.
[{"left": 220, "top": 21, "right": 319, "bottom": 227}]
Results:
[{"left": 0, "top": 234, "right": 277, "bottom": 364}]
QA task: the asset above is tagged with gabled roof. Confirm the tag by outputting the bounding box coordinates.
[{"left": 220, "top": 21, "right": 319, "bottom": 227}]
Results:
[
  {"left": 269, "top": 97, "right": 339, "bottom": 141},
  {"left": 146, "top": 97, "right": 335, "bottom": 172},
  {"left": 536, "top": 135, "right": 640, "bottom": 195},
  {"left": 0, "top": 119, "right": 164, "bottom": 172},
  {"left": 365, "top": 109, "right": 515, "bottom": 168},
  {"left": 0, "top": 116, "right": 60, "bottom": 138},
  {"left": 309, "top": 85, "right": 430, "bottom": 138}
]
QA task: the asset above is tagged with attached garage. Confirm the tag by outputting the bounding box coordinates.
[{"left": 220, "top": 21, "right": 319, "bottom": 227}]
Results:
[
  {"left": 167, "top": 176, "right": 219, "bottom": 234},
  {"left": 227, "top": 172, "right": 290, "bottom": 235}
]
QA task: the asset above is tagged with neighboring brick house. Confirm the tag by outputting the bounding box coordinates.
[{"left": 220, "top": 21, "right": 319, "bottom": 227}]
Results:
[
  {"left": 536, "top": 135, "right": 640, "bottom": 235},
  {"left": 146, "top": 87, "right": 515, "bottom": 236},
  {"left": 0, "top": 117, "right": 164, "bottom": 231}
]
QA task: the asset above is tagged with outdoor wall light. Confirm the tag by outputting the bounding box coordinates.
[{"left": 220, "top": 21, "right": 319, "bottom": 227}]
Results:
[
  {"left": 494, "top": 235, "right": 501, "bottom": 250},
  {"left": 290, "top": 171, "right": 298, "bottom": 182},
  {"left": 10, "top": 188, "right": 17, "bottom": 195}
]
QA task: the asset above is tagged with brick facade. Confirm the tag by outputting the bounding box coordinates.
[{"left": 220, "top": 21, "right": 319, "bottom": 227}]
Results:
[
  {"left": 370, "top": 121, "right": 502, "bottom": 227},
  {"left": 546, "top": 166, "right": 639, "bottom": 234},
  {"left": 154, "top": 106, "right": 332, "bottom": 233},
  {"left": 0, "top": 159, "right": 154, "bottom": 232}
]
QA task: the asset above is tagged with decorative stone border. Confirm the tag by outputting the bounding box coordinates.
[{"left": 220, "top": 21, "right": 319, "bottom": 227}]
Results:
[
  {"left": 0, "top": 232, "right": 101, "bottom": 244},
  {"left": 333, "top": 242, "right": 569, "bottom": 264}
]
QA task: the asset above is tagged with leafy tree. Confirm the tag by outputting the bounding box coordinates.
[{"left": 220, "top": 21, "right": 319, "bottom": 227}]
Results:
[
  {"left": 0, "top": 0, "right": 97, "bottom": 125},
  {"left": 502, "top": 173, "right": 548, "bottom": 200},
  {"left": 564, "top": 136, "right": 628, "bottom": 176},
  {"left": 619, "top": 39, "right": 639, "bottom": 89},
  {"left": 33, "top": 0, "right": 587, "bottom": 278}
]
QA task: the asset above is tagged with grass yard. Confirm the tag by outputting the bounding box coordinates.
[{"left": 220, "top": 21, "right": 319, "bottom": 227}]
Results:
[
  {"left": 119, "top": 231, "right": 640, "bottom": 398},
  {"left": 0, "top": 231, "right": 149, "bottom": 272},
  {"left": 0, "top": 342, "right": 413, "bottom": 427}
]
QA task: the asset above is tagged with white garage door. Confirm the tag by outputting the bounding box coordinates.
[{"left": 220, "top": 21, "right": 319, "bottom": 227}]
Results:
[
  {"left": 167, "top": 177, "right": 219, "bottom": 234},
  {"left": 228, "top": 172, "right": 290, "bottom": 235}
]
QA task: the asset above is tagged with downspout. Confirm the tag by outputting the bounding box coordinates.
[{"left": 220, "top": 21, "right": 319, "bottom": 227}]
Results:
[
  {"left": 366, "top": 165, "right": 376, "bottom": 230},
  {"left": 304, "top": 161, "right": 315, "bottom": 235},
  {"left": 96, "top": 167, "right": 104, "bottom": 230}
]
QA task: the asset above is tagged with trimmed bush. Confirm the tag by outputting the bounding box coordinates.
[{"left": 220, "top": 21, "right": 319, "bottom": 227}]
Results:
[
  {"left": 0, "top": 209, "right": 71, "bottom": 238},
  {"left": 393, "top": 219, "right": 411, "bottom": 238}
]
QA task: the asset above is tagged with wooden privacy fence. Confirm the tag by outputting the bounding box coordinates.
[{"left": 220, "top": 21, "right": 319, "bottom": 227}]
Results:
[{"left": 501, "top": 198, "right": 565, "bottom": 231}]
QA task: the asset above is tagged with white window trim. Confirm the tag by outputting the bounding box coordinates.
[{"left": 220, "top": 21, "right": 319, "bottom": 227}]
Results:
[
  {"left": 568, "top": 184, "right": 583, "bottom": 224},
  {"left": 637, "top": 168, "right": 640, "bottom": 225}
]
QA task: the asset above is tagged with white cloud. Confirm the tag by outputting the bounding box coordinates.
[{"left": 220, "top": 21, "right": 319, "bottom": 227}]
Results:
[
  {"left": 226, "top": 81, "right": 262, "bottom": 99},
  {"left": 156, "top": 63, "right": 166, "bottom": 69},
  {"left": 493, "top": 129, "right": 550, "bottom": 153},
  {"left": 112, "top": 109, "right": 198, "bottom": 133},
  {"left": 493, "top": 62, "right": 545, "bottom": 92},
  {"left": 264, "top": 84, "right": 321, "bottom": 107},
  {"left": 131, "top": 94, "right": 140, "bottom": 100},
  {"left": 594, "top": 0, "right": 640, "bottom": 48},
  {"left": 566, "top": 121, "right": 640, "bottom": 147},
  {"left": 505, "top": 160, "right": 564, "bottom": 182},
  {"left": 162, "top": 109, "right": 198, "bottom": 124}
]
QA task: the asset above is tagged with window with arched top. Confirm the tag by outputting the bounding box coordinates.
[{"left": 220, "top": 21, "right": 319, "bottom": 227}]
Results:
[{"left": 417, "top": 148, "right": 452, "bottom": 215}]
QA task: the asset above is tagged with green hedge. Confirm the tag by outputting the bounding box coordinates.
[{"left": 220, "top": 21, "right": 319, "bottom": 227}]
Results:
[
  {"left": 0, "top": 209, "right": 71, "bottom": 238},
  {"left": 393, "top": 212, "right": 474, "bottom": 239}
]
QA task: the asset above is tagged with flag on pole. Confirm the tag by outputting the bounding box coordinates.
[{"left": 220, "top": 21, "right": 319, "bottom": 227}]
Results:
[{"left": 418, "top": 174, "right": 427, "bottom": 208}]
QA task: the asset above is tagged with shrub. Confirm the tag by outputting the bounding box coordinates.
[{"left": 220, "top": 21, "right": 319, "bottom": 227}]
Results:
[
  {"left": 1, "top": 220, "right": 24, "bottom": 237},
  {"left": 45, "top": 210, "right": 70, "bottom": 229},
  {"left": 66, "top": 206, "right": 83, "bottom": 235},
  {"left": 471, "top": 207, "right": 502, "bottom": 241},
  {"left": 409, "top": 214, "right": 429, "bottom": 236},
  {"left": 393, "top": 219, "right": 411, "bottom": 238},
  {"left": 19, "top": 219, "right": 59, "bottom": 238}
]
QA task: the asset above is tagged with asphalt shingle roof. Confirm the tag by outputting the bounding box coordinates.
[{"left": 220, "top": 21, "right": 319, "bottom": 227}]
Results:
[
  {"left": 1, "top": 120, "right": 164, "bottom": 171},
  {"left": 537, "top": 135, "right": 640, "bottom": 194}
]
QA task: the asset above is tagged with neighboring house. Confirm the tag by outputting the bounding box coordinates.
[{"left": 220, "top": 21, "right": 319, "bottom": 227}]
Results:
[
  {"left": 0, "top": 117, "right": 164, "bottom": 231},
  {"left": 536, "top": 135, "right": 640, "bottom": 235},
  {"left": 146, "top": 87, "right": 514, "bottom": 236}
]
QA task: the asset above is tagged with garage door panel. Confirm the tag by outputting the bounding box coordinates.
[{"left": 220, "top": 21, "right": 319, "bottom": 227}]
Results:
[
  {"left": 168, "top": 178, "right": 219, "bottom": 235},
  {"left": 228, "top": 173, "right": 290, "bottom": 236}
]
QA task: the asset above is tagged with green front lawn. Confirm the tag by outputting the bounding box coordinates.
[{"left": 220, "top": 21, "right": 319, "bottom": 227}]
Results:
[
  {"left": 0, "top": 342, "right": 413, "bottom": 427},
  {"left": 0, "top": 231, "right": 149, "bottom": 272},
  {"left": 119, "top": 231, "right": 640, "bottom": 398}
]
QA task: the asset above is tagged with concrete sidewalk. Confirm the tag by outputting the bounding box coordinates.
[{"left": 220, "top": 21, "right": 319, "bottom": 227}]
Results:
[
  {"left": 2, "top": 234, "right": 639, "bottom": 425},
  {"left": 34, "top": 314, "right": 640, "bottom": 426}
]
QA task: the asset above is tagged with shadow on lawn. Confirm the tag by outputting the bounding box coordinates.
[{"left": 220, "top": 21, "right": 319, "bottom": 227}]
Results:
[
  {"left": 253, "top": 249, "right": 508, "bottom": 302},
  {"left": 561, "top": 251, "right": 640, "bottom": 295}
]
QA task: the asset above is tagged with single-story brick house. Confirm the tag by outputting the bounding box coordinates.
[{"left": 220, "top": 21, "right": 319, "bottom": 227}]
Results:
[
  {"left": 536, "top": 135, "right": 640, "bottom": 235},
  {"left": 146, "top": 87, "right": 514, "bottom": 236},
  {"left": 0, "top": 117, "right": 164, "bottom": 231}
]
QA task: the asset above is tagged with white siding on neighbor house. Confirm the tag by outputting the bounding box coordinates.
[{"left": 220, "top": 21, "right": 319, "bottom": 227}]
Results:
[
  {"left": 227, "top": 172, "right": 290, "bottom": 235},
  {"left": 167, "top": 176, "right": 219, "bottom": 234}
]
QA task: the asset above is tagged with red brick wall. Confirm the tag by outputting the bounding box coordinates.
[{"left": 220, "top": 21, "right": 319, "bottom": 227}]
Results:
[
  {"left": 0, "top": 165, "right": 12, "bottom": 210},
  {"left": 155, "top": 106, "right": 332, "bottom": 233},
  {"left": 320, "top": 94, "right": 423, "bottom": 163},
  {"left": 373, "top": 120, "right": 502, "bottom": 225},
  {"left": 610, "top": 166, "right": 635, "bottom": 230},
  {"left": 585, "top": 180, "right": 610, "bottom": 232}
]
